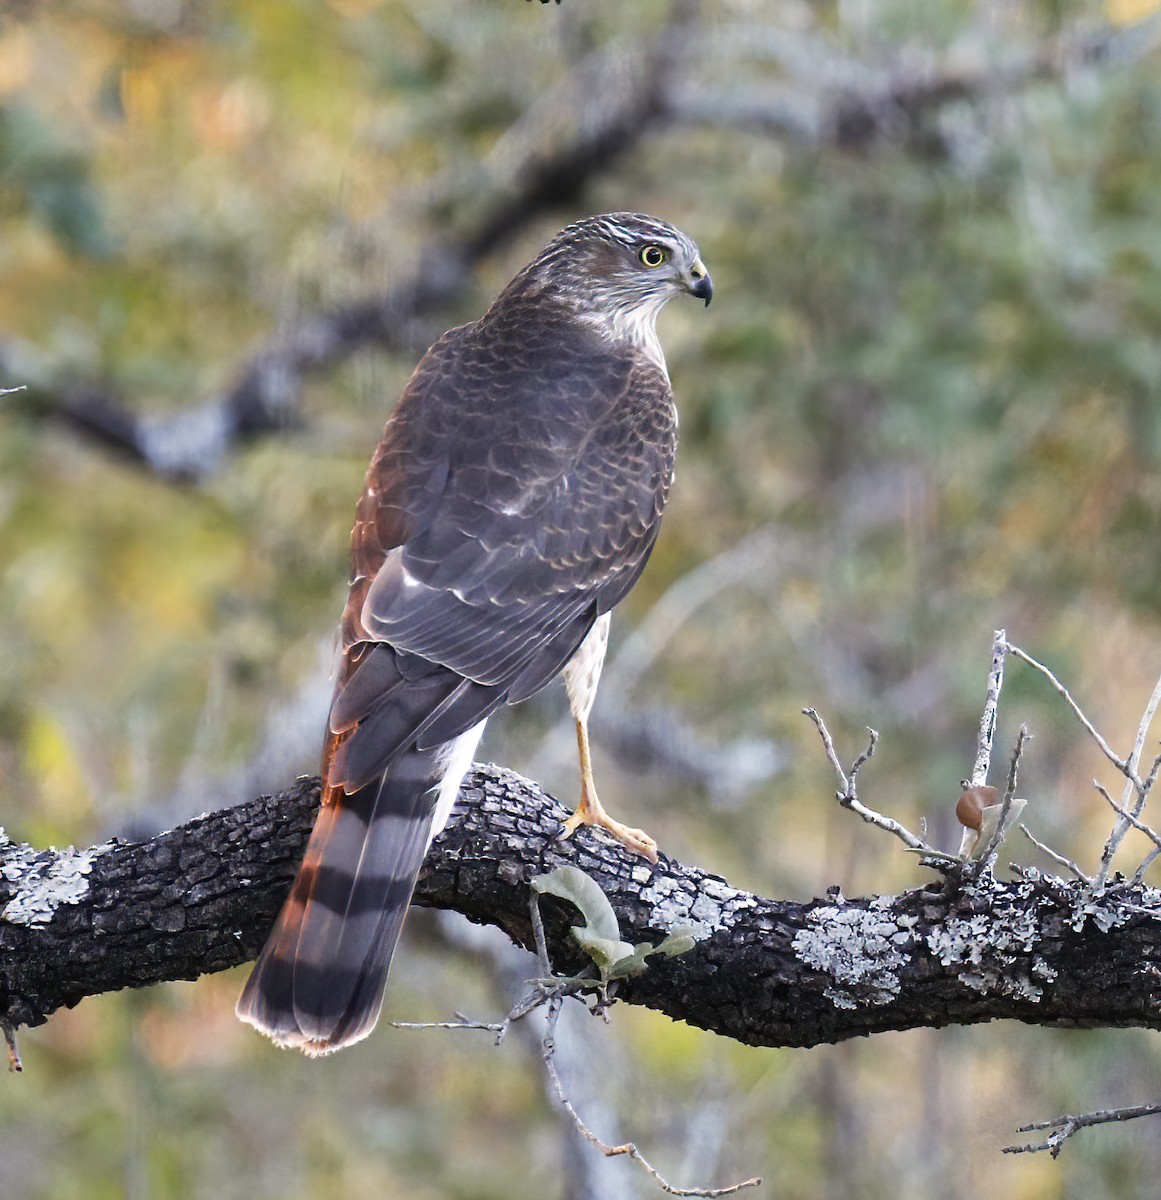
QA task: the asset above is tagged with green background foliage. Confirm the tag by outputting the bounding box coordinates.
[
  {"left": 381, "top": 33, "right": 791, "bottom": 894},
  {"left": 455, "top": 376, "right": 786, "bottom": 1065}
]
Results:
[{"left": 2, "top": 1, "right": 1161, "bottom": 1196}]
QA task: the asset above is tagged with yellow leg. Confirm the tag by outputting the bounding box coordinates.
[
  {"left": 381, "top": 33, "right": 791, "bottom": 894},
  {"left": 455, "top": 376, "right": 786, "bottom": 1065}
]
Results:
[{"left": 559, "top": 715, "right": 659, "bottom": 863}]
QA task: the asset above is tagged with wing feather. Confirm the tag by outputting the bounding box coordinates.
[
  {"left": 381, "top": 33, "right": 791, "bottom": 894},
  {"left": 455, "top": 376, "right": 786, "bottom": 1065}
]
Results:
[{"left": 332, "top": 301, "right": 676, "bottom": 786}]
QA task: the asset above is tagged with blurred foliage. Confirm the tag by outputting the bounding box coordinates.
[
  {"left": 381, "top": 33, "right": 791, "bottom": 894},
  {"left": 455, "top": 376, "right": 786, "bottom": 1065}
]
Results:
[{"left": 3, "top": 0, "right": 1161, "bottom": 1198}]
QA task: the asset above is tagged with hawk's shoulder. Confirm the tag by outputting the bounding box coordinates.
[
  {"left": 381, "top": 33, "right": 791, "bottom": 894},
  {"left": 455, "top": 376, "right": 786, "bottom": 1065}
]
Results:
[{"left": 343, "top": 296, "right": 677, "bottom": 689}]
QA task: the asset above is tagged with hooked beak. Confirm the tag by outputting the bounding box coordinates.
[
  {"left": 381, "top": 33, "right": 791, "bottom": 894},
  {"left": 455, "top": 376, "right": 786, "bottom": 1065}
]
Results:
[{"left": 686, "top": 257, "right": 713, "bottom": 306}]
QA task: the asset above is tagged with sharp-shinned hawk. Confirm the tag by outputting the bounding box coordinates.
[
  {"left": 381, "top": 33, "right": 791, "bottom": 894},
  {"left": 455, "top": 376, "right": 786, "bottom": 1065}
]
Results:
[{"left": 236, "top": 212, "right": 712, "bottom": 1055}]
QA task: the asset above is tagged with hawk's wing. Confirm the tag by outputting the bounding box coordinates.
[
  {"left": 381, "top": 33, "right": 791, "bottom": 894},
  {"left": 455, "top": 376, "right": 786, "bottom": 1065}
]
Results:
[
  {"left": 237, "top": 306, "right": 678, "bottom": 1054},
  {"left": 329, "top": 308, "right": 676, "bottom": 789}
]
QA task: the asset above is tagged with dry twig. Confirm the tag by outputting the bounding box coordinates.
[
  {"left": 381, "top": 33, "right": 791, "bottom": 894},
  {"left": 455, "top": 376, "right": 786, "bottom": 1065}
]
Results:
[
  {"left": 540, "top": 997, "right": 762, "bottom": 1198},
  {"left": 1004, "top": 644, "right": 1129, "bottom": 778},
  {"left": 1005, "top": 1102, "right": 1161, "bottom": 1158},
  {"left": 801, "top": 707, "right": 939, "bottom": 855},
  {"left": 393, "top": 885, "right": 762, "bottom": 1197},
  {"left": 1092, "top": 781, "right": 1161, "bottom": 856},
  {"left": 1004, "top": 641, "right": 1161, "bottom": 887},
  {"left": 973, "top": 724, "right": 1030, "bottom": 875},
  {"left": 971, "top": 629, "right": 1008, "bottom": 787},
  {"left": 1095, "top": 671, "right": 1161, "bottom": 887},
  {"left": 0, "top": 1019, "right": 21, "bottom": 1073},
  {"left": 1017, "top": 825, "right": 1091, "bottom": 883}
]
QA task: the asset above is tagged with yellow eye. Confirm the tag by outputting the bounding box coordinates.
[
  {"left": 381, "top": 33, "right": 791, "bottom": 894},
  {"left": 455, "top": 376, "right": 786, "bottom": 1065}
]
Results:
[{"left": 638, "top": 244, "right": 669, "bottom": 268}]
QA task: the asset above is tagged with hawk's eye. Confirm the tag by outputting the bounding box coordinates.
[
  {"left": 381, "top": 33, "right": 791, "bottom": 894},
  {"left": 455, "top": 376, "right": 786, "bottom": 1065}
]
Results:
[{"left": 638, "top": 244, "right": 669, "bottom": 268}]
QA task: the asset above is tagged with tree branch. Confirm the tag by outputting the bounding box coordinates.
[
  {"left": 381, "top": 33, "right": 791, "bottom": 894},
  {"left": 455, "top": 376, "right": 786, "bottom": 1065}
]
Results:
[
  {"left": 6, "top": 0, "right": 698, "bottom": 481},
  {"left": 12, "top": 10, "right": 1158, "bottom": 481},
  {"left": 3, "top": 764, "right": 1161, "bottom": 1048}
]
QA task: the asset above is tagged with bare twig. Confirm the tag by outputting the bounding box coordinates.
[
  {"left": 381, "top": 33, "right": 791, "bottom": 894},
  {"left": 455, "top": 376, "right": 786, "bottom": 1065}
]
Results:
[
  {"left": 0, "top": 1019, "right": 22, "bottom": 1072},
  {"left": 1005, "top": 642, "right": 1161, "bottom": 890},
  {"left": 975, "top": 725, "right": 1030, "bottom": 875},
  {"left": 1017, "top": 825, "right": 1091, "bottom": 884},
  {"left": 971, "top": 629, "right": 1008, "bottom": 787},
  {"left": 540, "top": 998, "right": 762, "bottom": 1198},
  {"left": 1124, "top": 674, "right": 1161, "bottom": 816},
  {"left": 1130, "top": 845, "right": 1161, "bottom": 888},
  {"left": 390, "top": 1016, "right": 506, "bottom": 1035},
  {"left": 1095, "top": 671, "right": 1161, "bottom": 888},
  {"left": 389, "top": 970, "right": 762, "bottom": 1194},
  {"left": 1093, "top": 782, "right": 1161, "bottom": 855},
  {"left": 1004, "top": 644, "right": 1131, "bottom": 779},
  {"left": 1004, "top": 1103, "right": 1161, "bottom": 1158},
  {"left": 414, "top": 886, "right": 764, "bottom": 1195},
  {"left": 801, "top": 707, "right": 933, "bottom": 853},
  {"left": 17, "top": 1, "right": 700, "bottom": 482},
  {"left": 530, "top": 886, "right": 552, "bottom": 977}
]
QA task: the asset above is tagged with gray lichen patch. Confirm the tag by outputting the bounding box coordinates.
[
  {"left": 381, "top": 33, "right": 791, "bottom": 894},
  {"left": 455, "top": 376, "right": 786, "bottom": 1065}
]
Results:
[
  {"left": 638, "top": 871, "right": 747, "bottom": 939},
  {"left": 793, "top": 904, "right": 911, "bottom": 1009},
  {"left": 1071, "top": 892, "right": 1145, "bottom": 934},
  {"left": 0, "top": 842, "right": 111, "bottom": 927},
  {"left": 926, "top": 904, "right": 1047, "bottom": 1000},
  {"left": 1017, "top": 867, "right": 1161, "bottom": 934}
]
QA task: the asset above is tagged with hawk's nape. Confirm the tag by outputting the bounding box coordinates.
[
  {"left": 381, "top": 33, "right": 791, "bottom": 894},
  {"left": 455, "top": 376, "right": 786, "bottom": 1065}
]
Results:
[{"left": 236, "top": 213, "right": 713, "bottom": 1055}]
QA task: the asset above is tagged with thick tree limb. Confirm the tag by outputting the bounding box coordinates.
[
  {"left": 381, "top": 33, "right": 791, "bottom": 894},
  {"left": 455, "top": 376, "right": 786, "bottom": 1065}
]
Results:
[{"left": 2, "top": 764, "right": 1161, "bottom": 1046}]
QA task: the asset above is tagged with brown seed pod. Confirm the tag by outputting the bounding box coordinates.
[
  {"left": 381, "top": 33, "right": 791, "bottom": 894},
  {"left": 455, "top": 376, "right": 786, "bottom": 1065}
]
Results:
[{"left": 955, "top": 784, "right": 998, "bottom": 831}]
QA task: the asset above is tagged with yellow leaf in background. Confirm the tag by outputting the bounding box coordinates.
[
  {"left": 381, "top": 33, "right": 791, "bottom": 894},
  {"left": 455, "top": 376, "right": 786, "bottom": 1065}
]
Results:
[
  {"left": 22, "top": 708, "right": 93, "bottom": 834},
  {"left": 1107, "top": 0, "right": 1161, "bottom": 24},
  {"left": 0, "top": 24, "right": 33, "bottom": 96},
  {"left": 119, "top": 63, "right": 164, "bottom": 125}
]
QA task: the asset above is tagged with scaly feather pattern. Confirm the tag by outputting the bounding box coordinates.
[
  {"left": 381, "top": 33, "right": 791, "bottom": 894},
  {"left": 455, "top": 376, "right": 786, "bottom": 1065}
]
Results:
[{"left": 237, "top": 213, "right": 710, "bottom": 1054}]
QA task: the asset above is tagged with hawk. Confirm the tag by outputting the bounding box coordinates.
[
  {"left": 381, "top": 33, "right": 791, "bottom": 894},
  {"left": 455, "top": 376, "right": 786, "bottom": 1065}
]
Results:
[{"left": 236, "top": 213, "right": 712, "bottom": 1055}]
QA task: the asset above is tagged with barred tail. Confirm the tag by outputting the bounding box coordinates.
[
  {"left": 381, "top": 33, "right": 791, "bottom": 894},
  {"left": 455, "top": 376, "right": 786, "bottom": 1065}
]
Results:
[{"left": 236, "top": 726, "right": 481, "bottom": 1055}]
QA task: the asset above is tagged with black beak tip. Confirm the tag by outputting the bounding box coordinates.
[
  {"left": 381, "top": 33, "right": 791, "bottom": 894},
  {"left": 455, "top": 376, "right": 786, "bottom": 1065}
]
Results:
[{"left": 690, "top": 275, "right": 713, "bottom": 307}]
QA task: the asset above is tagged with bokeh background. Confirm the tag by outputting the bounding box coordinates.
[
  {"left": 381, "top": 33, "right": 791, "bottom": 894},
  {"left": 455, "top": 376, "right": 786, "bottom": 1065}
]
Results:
[{"left": 2, "top": 1, "right": 1161, "bottom": 1197}]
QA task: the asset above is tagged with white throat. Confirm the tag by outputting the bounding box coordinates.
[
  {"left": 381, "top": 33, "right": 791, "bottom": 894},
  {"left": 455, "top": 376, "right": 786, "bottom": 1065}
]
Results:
[{"left": 579, "top": 293, "right": 671, "bottom": 374}]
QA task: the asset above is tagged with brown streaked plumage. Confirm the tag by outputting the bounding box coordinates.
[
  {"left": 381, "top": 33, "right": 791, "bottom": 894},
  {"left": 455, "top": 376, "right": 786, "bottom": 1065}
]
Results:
[{"left": 236, "top": 213, "right": 712, "bottom": 1055}]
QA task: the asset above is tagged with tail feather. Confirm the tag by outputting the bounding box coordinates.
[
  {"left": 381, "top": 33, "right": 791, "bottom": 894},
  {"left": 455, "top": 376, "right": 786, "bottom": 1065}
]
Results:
[{"left": 237, "top": 746, "right": 441, "bottom": 1056}]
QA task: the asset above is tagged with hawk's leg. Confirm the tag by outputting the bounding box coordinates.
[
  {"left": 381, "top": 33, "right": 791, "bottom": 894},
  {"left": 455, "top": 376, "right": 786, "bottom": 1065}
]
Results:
[
  {"left": 560, "top": 712, "right": 659, "bottom": 862},
  {"left": 558, "top": 615, "right": 659, "bottom": 863}
]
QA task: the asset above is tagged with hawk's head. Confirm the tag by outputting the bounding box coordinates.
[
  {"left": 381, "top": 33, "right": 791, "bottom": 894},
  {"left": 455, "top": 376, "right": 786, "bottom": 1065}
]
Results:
[{"left": 506, "top": 212, "right": 712, "bottom": 365}]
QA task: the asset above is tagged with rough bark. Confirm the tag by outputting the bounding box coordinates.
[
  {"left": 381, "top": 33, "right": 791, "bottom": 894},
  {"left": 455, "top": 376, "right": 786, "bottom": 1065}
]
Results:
[{"left": 2, "top": 763, "right": 1160, "bottom": 1046}]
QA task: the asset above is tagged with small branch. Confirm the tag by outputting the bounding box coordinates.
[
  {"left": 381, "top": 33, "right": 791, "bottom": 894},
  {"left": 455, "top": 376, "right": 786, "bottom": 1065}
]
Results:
[
  {"left": 15, "top": 4, "right": 698, "bottom": 483},
  {"left": 801, "top": 708, "right": 931, "bottom": 853},
  {"left": 975, "top": 724, "right": 1030, "bottom": 875},
  {"left": 540, "top": 997, "right": 761, "bottom": 1198},
  {"left": 1005, "top": 1103, "right": 1161, "bottom": 1158},
  {"left": 1095, "top": 671, "right": 1161, "bottom": 888},
  {"left": 390, "top": 1016, "right": 506, "bottom": 1036},
  {"left": 1093, "top": 782, "right": 1161, "bottom": 855},
  {"left": 971, "top": 629, "right": 1008, "bottom": 787},
  {"left": 530, "top": 882, "right": 552, "bottom": 977},
  {"left": 1126, "top": 674, "right": 1161, "bottom": 808},
  {"left": 1005, "top": 644, "right": 1131, "bottom": 779},
  {"left": 1017, "top": 825, "right": 1091, "bottom": 884},
  {"left": 0, "top": 1019, "right": 22, "bottom": 1073},
  {"left": 389, "top": 933, "right": 760, "bottom": 1193},
  {"left": 1130, "top": 845, "right": 1161, "bottom": 888}
]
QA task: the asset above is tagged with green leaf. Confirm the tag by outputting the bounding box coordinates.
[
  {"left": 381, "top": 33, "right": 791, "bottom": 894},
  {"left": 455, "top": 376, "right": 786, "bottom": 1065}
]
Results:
[{"left": 531, "top": 867, "right": 699, "bottom": 980}]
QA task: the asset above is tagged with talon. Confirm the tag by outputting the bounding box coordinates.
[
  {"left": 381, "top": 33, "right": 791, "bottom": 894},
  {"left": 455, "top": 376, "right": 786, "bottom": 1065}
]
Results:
[{"left": 559, "top": 790, "right": 659, "bottom": 863}]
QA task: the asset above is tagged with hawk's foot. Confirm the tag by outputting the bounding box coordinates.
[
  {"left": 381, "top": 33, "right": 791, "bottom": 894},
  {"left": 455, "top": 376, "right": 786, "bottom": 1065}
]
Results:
[{"left": 559, "top": 791, "right": 659, "bottom": 863}]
